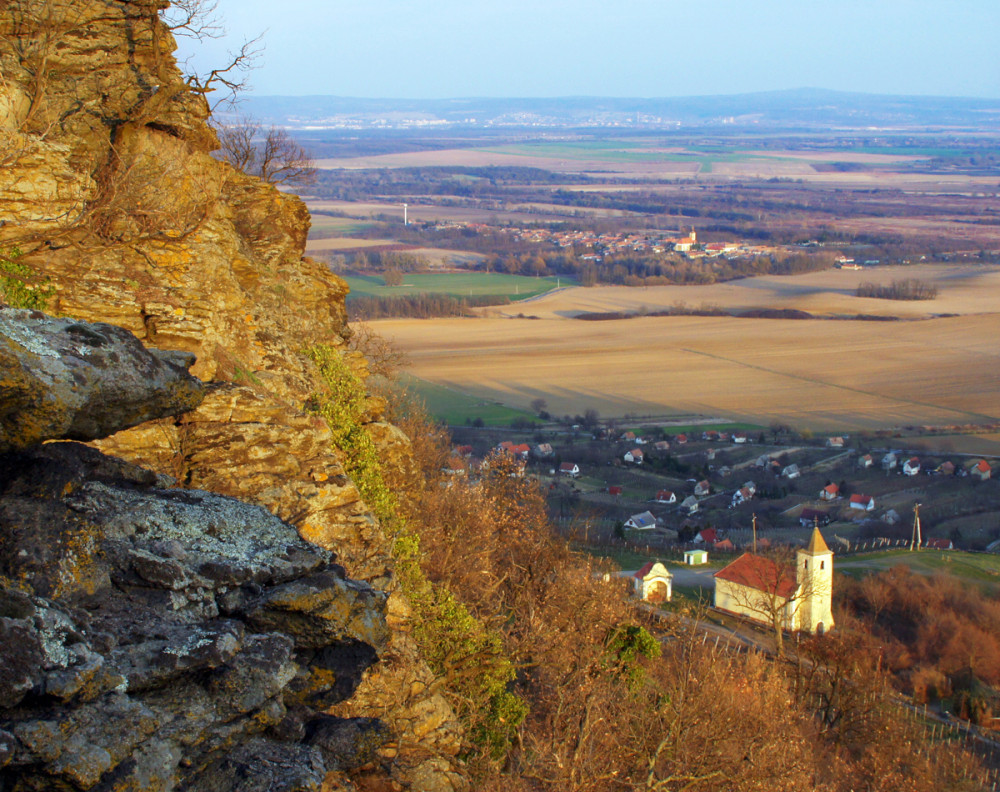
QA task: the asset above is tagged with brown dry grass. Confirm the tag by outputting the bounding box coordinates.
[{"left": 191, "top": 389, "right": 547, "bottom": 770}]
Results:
[{"left": 376, "top": 269, "right": 1000, "bottom": 430}]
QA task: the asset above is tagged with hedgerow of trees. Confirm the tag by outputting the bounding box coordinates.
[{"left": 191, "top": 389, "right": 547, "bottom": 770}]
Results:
[{"left": 856, "top": 278, "right": 938, "bottom": 300}]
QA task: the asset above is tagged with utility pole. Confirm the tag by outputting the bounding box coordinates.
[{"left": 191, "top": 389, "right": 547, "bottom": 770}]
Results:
[
  {"left": 402, "top": 203, "right": 408, "bottom": 226},
  {"left": 752, "top": 513, "right": 758, "bottom": 554},
  {"left": 910, "top": 503, "right": 922, "bottom": 551}
]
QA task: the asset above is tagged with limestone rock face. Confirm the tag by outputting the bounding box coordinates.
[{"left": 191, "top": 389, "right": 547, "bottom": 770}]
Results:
[
  {"left": 0, "top": 1, "right": 466, "bottom": 787},
  {"left": 0, "top": 309, "right": 204, "bottom": 452},
  {"left": 0, "top": 442, "right": 390, "bottom": 791}
]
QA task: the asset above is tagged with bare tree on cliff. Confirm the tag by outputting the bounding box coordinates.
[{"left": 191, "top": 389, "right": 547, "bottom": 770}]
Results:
[
  {"left": 214, "top": 116, "right": 316, "bottom": 186},
  {"left": 160, "top": 0, "right": 262, "bottom": 113}
]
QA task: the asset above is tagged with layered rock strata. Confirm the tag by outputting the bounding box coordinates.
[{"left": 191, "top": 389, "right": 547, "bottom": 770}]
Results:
[{"left": 0, "top": 314, "right": 391, "bottom": 791}]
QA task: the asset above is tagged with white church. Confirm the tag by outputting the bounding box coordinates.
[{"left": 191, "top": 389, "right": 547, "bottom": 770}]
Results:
[{"left": 713, "top": 527, "right": 834, "bottom": 635}]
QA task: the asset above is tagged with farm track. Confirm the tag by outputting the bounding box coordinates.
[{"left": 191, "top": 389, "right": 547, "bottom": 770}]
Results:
[{"left": 677, "top": 345, "right": 998, "bottom": 425}]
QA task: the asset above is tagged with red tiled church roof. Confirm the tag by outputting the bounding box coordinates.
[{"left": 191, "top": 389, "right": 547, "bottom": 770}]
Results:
[{"left": 714, "top": 553, "right": 797, "bottom": 599}]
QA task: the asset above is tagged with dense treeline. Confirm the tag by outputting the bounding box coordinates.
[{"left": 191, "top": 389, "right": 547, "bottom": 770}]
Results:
[
  {"left": 856, "top": 278, "right": 939, "bottom": 300},
  {"left": 374, "top": 389, "right": 989, "bottom": 790},
  {"left": 309, "top": 166, "right": 591, "bottom": 201},
  {"left": 347, "top": 293, "right": 510, "bottom": 320},
  {"left": 346, "top": 246, "right": 836, "bottom": 288},
  {"left": 839, "top": 566, "right": 1000, "bottom": 726}
]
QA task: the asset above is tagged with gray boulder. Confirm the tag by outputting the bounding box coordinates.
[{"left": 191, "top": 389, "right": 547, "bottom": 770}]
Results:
[{"left": 0, "top": 309, "right": 205, "bottom": 452}]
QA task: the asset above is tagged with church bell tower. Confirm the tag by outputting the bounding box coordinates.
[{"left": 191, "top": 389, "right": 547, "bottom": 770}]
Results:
[{"left": 796, "top": 526, "right": 834, "bottom": 634}]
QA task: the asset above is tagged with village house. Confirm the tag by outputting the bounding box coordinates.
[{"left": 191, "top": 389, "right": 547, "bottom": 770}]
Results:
[
  {"left": 781, "top": 463, "right": 801, "bottom": 479},
  {"left": 819, "top": 483, "right": 839, "bottom": 501},
  {"left": 653, "top": 440, "right": 670, "bottom": 452},
  {"left": 926, "top": 538, "right": 954, "bottom": 550},
  {"left": 733, "top": 432, "right": 748, "bottom": 444},
  {"left": 849, "top": 494, "right": 875, "bottom": 512},
  {"left": 799, "top": 508, "right": 830, "bottom": 528},
  {"left": 680, "top": 495, "right": 699, "bottom": 514},
  {"left": 713, "top": 527, "right": 835, "bottom": 635},
  {"left": 607, "top": 485, "right": 623, "bottom": 496},
  {"left": 533, "top": 443, "right": 554, "bottom": 459},
  {"left": 624, "top": 448, "right": 644, "bottom": 464},
  {"left": 498, "top": 441, "right": 530, "bottom": 460},
  {"left": 624, "top": 511, "right": 657, "bottom": 530},
  {"left": 632, "top": 561, "right": 673, "bottom": 603},
  {"left": 903, "top": 457, "right": 921, "bottom": 476},
  {"left": 936, "top": 460, "right": 956, "bottom": 476},
  {"left": 684, "top": 549, "right": 708, "bottom": 565},
  {"left": 620, "top": 431, "right": 636, "bottom": 442},
  {"left": 882, "top": 452, "right": 898, "bottom": 471},
  {"left": 694, "top": 480, "right": 711, "bottom": 497},
  {"left": 714, "top": 538, "right": 735, "bottom": 552},
  {"left": 857, "top": 454, "right": 873, "bottom": 469},
  {"left": 970, "top": 459, "right": 992, "bottom": 481},
  {"left": 675, "top": 433, "right": 688, "bottom": 445},
  {"left": 655, "top": 490, "right": 676, "bottom": 504},
  {"left": 694, "top": 527, "right": 718, "bottom": 545},
  {"left": 558, "top": 462, "right": 580, "bottom": 478},
  {"left": 826, "top": 437, "right": 845, "bottom": 448},
  {"left": 731, "top": 486, "right": 754, "bottom": 507}
]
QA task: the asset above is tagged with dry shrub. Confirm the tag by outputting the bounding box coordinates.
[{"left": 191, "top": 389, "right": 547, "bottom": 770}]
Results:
[{"left": 910, "top": 666, "right": 951, "bottom": 704}]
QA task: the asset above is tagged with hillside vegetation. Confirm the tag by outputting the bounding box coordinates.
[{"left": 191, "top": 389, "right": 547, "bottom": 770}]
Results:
[{"left": 377, "top": 394, "right": 991, "bottom": 790}]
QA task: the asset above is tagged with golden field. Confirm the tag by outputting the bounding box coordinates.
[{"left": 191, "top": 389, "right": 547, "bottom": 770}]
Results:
[
  {"left": 503, "top": 264, "right": 1000, "bottom": 320},
  {"left": 374, "top": 265, "right": 1000, "bottom": 433}
]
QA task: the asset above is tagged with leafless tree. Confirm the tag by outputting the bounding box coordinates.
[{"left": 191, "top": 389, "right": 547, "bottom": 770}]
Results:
[
  {"left": 715, "top": 547, "right": 831, "bottom": 656},
  {"left": 215, "top": 116, "right": 315, "bottom": 186},
  {"left": 347, "top": 321, "right": 408, "bottom": 379},
  {"left": 159, "top": 0, "right": 263, "bottom": 112}
]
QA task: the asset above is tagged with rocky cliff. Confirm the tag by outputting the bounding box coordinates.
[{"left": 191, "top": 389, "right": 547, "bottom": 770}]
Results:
[
  {"left": 0, "top": 2, "right": 464, "bottom": 789},
  {"left": 1, "top": 311, "right": 391, "bottom": 791}
]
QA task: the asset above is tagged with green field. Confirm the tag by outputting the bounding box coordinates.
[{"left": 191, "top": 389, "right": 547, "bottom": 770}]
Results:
[
  {"left": 837, "top": 550, "right": 1000, "bottom": 588},
  {"left": 478, "top": 141, "right": 774, "bottom": 171},
  {"left": 400, "top": 374, "right": 539, "bottom": 427},
  {"left": 307, "top": 215, "right": 373, "bottom": 236},
  {"left": 344, "top": 272, "right": 567, "bottom": 301}
]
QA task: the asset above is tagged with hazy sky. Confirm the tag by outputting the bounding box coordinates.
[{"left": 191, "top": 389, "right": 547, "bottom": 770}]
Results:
[{"left": 175, "top": 0, "right": 1000, "bottom": 99}]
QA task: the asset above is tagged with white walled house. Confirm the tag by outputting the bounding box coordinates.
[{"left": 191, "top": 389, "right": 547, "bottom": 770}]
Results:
[
  {"left": 624, "top": 511, "right": 657, "bottom": 530},
  {"left": 624, "top": 448, "right": 644, "bottom": 464}
]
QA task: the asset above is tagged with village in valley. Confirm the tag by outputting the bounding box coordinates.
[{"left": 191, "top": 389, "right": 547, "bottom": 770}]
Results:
[{"left": 442, "top": 418, "right": 998, "bottom": 630}]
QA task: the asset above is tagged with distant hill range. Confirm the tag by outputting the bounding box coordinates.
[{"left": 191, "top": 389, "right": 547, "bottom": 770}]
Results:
[{"left": 237, "top": 89, "right": 1000, "bottom": 132}]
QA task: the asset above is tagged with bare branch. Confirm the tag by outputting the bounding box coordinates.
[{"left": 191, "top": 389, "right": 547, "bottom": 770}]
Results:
[
  {"left": 184, "top": 35, "right": 264, "bottom": 112},
  {"left": 159, "top": 0, "right": 224, "bottom": 41},
  {"left": 214, "top": 115, "right": 316, "bottom": 187}
]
